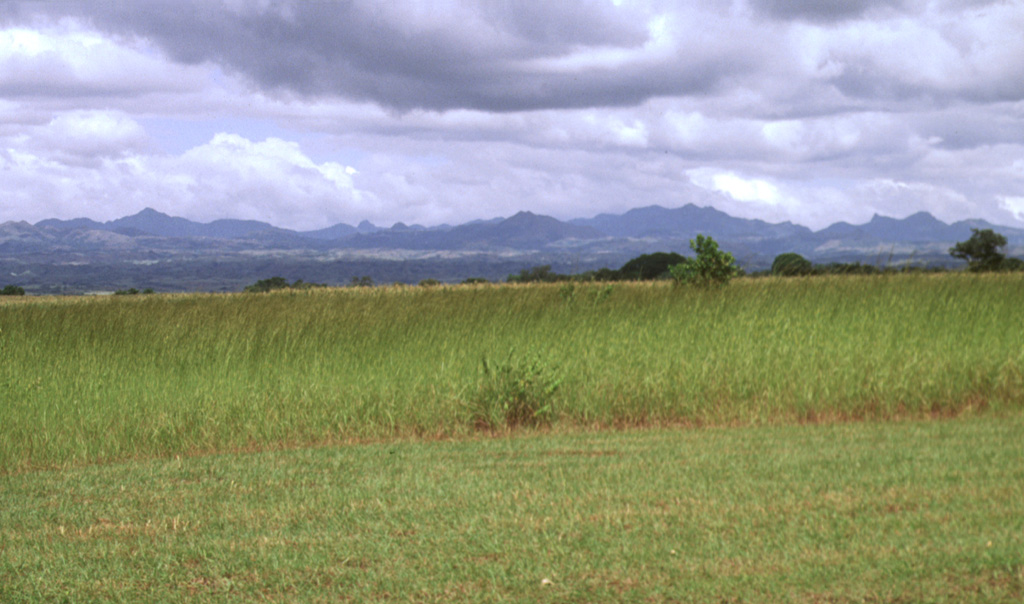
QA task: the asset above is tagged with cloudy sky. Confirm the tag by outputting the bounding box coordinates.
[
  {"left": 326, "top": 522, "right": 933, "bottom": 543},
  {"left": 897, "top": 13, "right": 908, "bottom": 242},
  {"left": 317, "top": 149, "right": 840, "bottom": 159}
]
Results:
[{"left": 1, "top": 0, "right": 1022, "bottom": 231}]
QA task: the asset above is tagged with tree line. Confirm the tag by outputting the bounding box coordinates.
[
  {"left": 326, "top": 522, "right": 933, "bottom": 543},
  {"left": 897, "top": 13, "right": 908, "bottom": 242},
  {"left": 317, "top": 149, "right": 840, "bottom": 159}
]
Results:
[{"left": 236, "top": 228, "right": 1021, "bottom": 292}]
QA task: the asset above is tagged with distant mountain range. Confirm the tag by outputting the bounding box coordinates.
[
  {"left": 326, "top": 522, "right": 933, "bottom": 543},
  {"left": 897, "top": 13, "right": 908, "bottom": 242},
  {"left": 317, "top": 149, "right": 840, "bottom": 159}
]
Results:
[
  {"left": 13, "top": 203, "right": 1024, "bottom": 257},
  {"left": 3, "top": 204, "right": 1023, "bottom": 292}
]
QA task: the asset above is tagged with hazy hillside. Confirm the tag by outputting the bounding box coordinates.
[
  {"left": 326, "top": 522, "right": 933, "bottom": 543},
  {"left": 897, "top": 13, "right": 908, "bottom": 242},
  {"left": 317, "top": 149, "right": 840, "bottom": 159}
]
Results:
[{"left": 2, "top": 204, "right": 1023, "bottom": 293}]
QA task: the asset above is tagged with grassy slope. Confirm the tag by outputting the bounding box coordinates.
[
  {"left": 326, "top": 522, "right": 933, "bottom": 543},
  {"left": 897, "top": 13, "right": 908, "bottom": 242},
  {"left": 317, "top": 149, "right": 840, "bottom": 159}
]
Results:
[
  {"left": 2, "top": 273, "right": 1023, "bottom": 472},
  {"left": 2, "top": 416, "right": 1022, "bottom": 602}
]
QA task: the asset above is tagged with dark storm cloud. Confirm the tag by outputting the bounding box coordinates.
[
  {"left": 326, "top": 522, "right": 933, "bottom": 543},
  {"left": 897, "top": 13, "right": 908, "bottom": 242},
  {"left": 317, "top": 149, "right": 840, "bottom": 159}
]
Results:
[
  {"left": 748, "top": 0, "right": 907, "bottom": 22},
  {"left": 8, "top": 1, "right": 749, "bottom": 112},
  {"left": 911, "top": 106, "right": 1024, "bottom": 151}
]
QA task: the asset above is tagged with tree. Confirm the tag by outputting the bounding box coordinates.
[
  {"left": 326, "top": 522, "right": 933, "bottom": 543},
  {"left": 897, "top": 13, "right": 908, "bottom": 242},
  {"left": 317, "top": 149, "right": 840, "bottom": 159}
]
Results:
[
  {"left": 245, "top": 277, "right": 326, "bottom": 292},
  {"left": 244, "top": 276, "right": 291, "bottom": 292},
  {"left": 1, "top": 284, "right": 25, "bottom": 296},
  {"left": 290, "top": 279, "right": 327, "bottom": 290},
  {"left": 771, "top": 253, "right": 812, "bottom": 276},
  {"left": 669, "top": 234, "right": 740, "bottom": 287},
  {"left": 950, "top": 228, "right": 1007, "bottom": 272},
  {"left": 507, "top": 265, "right": 567, "bottom": 283},
  {"left": 619, "top": 252, "right": 686, "bottom": 281},
  {"left": 1001, "top": 257, "right": 1024, "bottom": 272}
]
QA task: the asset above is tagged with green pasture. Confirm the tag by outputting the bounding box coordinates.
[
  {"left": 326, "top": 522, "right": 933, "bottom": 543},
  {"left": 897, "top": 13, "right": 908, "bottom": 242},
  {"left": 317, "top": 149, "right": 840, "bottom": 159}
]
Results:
[
  {"left": 1, "top": 273, "right": 1023, "bottom": 472},
  {"left": 2, "top": 416, "right": 1022, "bottom": 602}
]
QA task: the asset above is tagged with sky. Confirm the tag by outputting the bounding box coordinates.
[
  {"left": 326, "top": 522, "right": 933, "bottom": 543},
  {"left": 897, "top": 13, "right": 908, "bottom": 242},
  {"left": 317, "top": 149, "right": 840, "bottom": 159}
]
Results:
[{"left": 1, "top": 0, "right": 1023, "bottom": 232}]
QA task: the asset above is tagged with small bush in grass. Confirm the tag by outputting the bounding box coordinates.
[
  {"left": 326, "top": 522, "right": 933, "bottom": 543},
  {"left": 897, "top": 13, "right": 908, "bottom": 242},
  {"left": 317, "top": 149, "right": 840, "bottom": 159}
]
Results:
[
  {"left": 470, "top": 350, "right": 561, "bottom": 430},
  {"left": 669, "top": 234, "right": 740, "bottom": 287},
  {"left": 507, "top": 265, "right": 568, "bottom": 283}
]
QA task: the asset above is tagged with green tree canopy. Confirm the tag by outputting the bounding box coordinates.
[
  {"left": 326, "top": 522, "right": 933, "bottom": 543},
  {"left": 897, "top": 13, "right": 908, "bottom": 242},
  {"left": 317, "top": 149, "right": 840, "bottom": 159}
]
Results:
[
  {"left": 1001, "top": 257, "right": 1024, "bottom": 272},
  {"left": 507, "top": 265, "right": 567, "bottom": 283},
  {"left": 244, "top": 277, "right": 291, "bottom": 293},
  {"left": 619, "top": 252, "right": 686, "bottom": 281},
  {"left": 669, "top": 235, "right": 740, "bottom": 287},
  {"left": 771, "top": 253, "right": 813, "bottom": 276},
  {"left": 244, "top": 277, "right": 325, "bottom": 293},
  {"left": 950, "top": 229, "right": 1007, "bottom": 272}
]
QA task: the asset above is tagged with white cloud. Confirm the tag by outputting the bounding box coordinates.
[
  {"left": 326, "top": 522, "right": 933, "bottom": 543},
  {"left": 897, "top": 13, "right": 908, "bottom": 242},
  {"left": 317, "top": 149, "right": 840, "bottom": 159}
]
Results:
[
  {"left": 688, "top": 168, "right": 786, "bottom": 205},
  {"left": 0, "top": 128, "right": 369, "bottom": 230},
  {"left": 0, "top": 24, "right": 207, "bottom": 98},
  {"left": 37, "top": 111, "right": 149, "bottom": 161},
  {"left": 999, "top": 196, "right": 1024, "bottom": 222},
  {"left": 789, "top": 5, "right": 1024, "bottom": 102},
  {"left": 168, "top": 134, "right": 367, "bottom": 229},
  {"left": 761, "top": 117, "right": 862, "bottom": 157},
  {"left": 523, "top": 13, "right": 675, "bottom": 73}
]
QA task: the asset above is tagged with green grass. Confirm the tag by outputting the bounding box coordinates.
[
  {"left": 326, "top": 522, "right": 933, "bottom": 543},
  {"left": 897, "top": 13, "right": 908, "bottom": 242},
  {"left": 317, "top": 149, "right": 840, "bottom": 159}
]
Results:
[
  {"left": 2, "top": 415, "right": 1022, "bottom": 602},
  {"left": 2, "top": 273, "right": 1023, "bottom": 472}
]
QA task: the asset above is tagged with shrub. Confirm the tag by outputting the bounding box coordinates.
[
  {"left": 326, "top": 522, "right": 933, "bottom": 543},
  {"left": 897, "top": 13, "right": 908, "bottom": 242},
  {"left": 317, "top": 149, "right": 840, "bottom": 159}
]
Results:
[
  {"left": 470, "top": 350, "right": 561, "bottom": 430},
  {"left": 559, "top": 282, "right": 614, "bottom": 306},
  {"left": 245, "top": 277, "right": 327, "bottom": 292},
  {"left": 590, "top": 267, "right": 622, "bottom": 282},
  {"left": 558, "top": 282, "right": 577, "bottom": 303},
  {"left": 507, "top": 265, "right": 568, "bottom": 283},
  {"left": 419, "top": 278, "right": 441, "bottom": 287},
  {"left": 1, "top": 285, "right": 25, "bottom": 296},
  {"left": 772, "top": 253, "right": 813, "bottom": 276},
  {"left": 114, "top": 288, "right": 140, "bottom": 296},
  {"left": 669, "top": 234, "right": 740, "bottom": 287}
]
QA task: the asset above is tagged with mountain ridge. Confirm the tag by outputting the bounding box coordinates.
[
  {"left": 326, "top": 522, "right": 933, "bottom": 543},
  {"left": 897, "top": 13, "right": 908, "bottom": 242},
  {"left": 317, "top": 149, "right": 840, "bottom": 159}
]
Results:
[
  {"left": 30, "top": 203, "right": 1024, "bottom": 245},
  {"left": 6, "top": 204, "right": 1024, "bottom": 293},
  {"left": 7, "top": 204, "right": 1023, "bottom": 278}
]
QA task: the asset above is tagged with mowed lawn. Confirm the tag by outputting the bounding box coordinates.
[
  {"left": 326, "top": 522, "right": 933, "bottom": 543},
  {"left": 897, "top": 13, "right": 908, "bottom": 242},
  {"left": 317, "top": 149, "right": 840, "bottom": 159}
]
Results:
[{"left": 3, "top": 415, "right": 1022, "bottom": 603}]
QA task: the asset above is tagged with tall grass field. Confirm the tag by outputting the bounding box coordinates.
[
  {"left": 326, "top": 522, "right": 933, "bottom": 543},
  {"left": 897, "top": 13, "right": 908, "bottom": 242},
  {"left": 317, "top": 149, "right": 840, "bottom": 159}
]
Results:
[{"left": 1, "top": 273, "right": 1022, "bottom": 472}]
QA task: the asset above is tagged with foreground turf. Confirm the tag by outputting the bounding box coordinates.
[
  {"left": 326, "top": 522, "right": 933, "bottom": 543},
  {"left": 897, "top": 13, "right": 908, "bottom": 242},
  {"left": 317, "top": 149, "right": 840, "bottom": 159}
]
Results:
[
  {"left": 2, "top": 415, "right": 1022, "bottom": 602},
  {"left": 2, "top": 273, "right": 1023, "bottom": 472}
]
